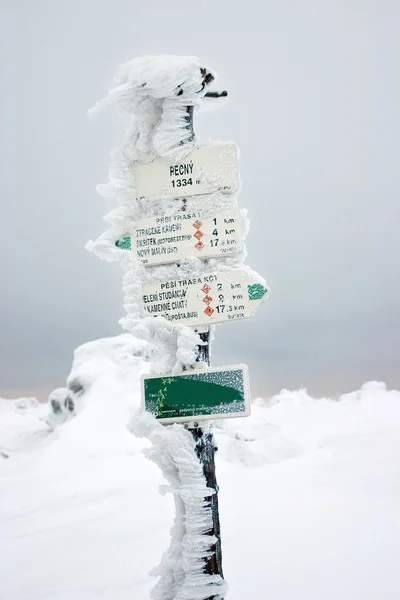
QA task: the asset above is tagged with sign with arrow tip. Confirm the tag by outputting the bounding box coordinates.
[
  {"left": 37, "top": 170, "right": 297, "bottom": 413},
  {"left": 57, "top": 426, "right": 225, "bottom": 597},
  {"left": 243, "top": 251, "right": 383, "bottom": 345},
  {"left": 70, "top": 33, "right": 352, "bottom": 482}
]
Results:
[{"left": 142, "top": 268, "right": 269, "bottom": 327}]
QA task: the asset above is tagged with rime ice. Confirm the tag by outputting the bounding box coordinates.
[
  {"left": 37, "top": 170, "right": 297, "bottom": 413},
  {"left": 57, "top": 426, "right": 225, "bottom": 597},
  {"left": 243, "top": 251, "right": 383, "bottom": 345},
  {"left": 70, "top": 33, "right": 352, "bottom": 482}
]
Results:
[
  {"left": 85, "top": 54, "right": 259, "bottom": 356},
  {"left": 86, "top": 54, "right": 243, "bottom": 599}
]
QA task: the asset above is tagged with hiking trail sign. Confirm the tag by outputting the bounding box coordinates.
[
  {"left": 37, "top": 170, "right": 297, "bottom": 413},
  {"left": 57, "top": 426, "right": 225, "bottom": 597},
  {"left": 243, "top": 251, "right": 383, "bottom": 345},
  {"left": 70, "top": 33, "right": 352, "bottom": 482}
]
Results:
[
  {"left": 142, "top": 364, "right": 250, "bottom": 424},
  {"left": 142, "top": 267, "right": 269, "bottom": 326},
  {"left": 133, "top": 207, "right": 243, "bottom": 265},
  {"left": 133, "top": 143, "right": 239, "bottom": 201}
]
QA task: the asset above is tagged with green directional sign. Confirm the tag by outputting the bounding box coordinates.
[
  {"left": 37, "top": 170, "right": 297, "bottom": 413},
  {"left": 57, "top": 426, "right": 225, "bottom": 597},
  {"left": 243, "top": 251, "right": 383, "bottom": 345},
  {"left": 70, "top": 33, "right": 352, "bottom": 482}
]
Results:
[
  {"left": 115, "top": 236, "right": 131, "bottom": 250},
  {"left": 142, "top": 364, "right": 250, "bottom": 424}
]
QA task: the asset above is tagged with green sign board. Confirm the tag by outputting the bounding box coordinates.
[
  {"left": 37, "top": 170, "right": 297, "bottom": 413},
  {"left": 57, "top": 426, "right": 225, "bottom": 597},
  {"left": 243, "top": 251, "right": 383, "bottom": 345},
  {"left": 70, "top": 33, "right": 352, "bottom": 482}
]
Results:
[{"left": 142, "top": 364, "right": 250, "bottom": 424}]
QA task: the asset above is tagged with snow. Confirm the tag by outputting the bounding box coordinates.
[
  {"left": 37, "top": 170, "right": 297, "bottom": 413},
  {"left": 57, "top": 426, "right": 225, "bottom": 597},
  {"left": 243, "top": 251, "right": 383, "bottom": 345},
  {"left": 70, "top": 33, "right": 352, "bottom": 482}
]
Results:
[{"left": 1, "top": 334, "right": 400, "bottom": 599}]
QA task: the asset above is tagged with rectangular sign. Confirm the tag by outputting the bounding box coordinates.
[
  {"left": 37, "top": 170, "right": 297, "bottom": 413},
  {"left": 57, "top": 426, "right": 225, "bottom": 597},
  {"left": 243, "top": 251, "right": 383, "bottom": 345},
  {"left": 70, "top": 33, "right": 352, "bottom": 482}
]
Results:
[
  {"left": 141, "top": 268, "right": 269, "bottom": 326},
  {"left": 133, "top": 144, "right": 239, "bottom": 201},
  {"left": 142, "top": 364, "right": 250, "bottom": 424},
  {"left": 133, "top": 208, "right": 243, "bottom": 265}
]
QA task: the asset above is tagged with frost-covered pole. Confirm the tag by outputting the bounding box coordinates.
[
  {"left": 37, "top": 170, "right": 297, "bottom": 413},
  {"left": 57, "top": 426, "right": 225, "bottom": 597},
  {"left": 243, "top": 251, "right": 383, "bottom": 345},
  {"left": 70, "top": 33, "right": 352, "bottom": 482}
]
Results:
[
  {"left": 87, "top": 56, "right": 267, "bottom": 600},
  {"left": 184, "top": 103, "right": 226, "bottom": 590}
]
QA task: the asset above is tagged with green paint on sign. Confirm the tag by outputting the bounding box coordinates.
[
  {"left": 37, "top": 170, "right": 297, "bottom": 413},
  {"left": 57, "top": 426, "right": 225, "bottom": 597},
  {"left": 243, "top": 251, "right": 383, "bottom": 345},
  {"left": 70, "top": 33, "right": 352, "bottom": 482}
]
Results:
[
  {"left": 248, "top": 283, "right": 268, "bottom": 301},
  {"left": 115, "top": 237, "right": 131, "bottom": 250},
  {"left": 143, "top": 366, "right": 249, "bottom": 423}
]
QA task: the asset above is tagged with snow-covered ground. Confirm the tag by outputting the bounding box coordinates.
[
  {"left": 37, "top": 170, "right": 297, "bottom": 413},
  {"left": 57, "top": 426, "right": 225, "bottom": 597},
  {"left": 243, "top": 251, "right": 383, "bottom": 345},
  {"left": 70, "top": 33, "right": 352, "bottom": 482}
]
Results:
[{"left": 1, "top": 335, "right": 400, "bottom": 600}]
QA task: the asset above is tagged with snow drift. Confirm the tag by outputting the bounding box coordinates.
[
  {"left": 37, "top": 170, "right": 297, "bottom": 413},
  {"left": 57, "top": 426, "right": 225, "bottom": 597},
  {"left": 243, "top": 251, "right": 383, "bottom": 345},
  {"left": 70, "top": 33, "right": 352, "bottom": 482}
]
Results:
[{"left": 1, "top": 334, "right": 400, "bottom": 600}]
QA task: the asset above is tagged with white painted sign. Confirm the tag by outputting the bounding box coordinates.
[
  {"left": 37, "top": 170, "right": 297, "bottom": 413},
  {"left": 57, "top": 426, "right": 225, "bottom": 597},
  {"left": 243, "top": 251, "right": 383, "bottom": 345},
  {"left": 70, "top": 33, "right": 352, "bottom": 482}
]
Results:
[
  {"left": 133, "top": 144, "right": 239, "bottom": 201},
  {"left": 133, "top": 208, "right": 243, "bottom": 266},
  {"left": 142, "top": 268, "right": 269, "bottom": 327}
]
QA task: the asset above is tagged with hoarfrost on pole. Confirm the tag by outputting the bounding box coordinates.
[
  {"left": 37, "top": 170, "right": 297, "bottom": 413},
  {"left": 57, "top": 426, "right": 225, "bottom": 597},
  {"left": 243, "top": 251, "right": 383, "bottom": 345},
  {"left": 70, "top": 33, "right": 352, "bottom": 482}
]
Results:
[{"left": 131, "top": 413, "right": 227, "bottom": 600}]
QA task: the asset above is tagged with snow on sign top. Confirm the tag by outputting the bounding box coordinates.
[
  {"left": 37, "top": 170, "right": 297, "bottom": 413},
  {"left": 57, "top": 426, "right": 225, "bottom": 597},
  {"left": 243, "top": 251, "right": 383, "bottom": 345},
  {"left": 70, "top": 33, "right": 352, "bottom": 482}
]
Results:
[{"left": 133, "top": 144, "right": 239, "bottom": 201}]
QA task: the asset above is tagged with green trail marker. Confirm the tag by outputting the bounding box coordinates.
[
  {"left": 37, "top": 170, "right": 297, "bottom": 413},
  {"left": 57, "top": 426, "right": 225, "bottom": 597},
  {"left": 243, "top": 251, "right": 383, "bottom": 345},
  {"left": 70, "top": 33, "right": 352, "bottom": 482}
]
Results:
[
  {"left": 248, "top": 283, "right": 268, "bottom": 301},
  {"left": 142, "top": 364, "right": 250, "bottom": 424},
  {"left": 115, "top": 236, "right": 131, "bottom": 250}
]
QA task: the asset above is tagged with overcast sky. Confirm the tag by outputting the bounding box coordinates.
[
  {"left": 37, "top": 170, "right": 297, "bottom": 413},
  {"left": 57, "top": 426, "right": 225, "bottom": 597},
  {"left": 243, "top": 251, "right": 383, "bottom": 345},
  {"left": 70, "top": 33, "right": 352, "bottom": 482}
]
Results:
[{"left": 1, "top": 0, "right": 399, "bottom": 399}]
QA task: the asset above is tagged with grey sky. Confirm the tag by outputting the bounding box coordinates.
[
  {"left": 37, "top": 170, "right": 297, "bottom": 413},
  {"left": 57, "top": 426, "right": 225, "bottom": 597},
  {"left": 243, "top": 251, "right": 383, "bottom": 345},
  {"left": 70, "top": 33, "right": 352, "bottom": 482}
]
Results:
[{"left": 1, "top": 0, "right": 399, "bottom": 399}]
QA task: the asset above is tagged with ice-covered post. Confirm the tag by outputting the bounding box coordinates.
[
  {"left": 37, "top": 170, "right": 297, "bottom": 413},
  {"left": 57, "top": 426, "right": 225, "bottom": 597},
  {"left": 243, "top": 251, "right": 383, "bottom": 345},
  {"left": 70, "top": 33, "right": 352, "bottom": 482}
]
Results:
[
  {"left": 88, "top": 55, "right": 269, "bottom": 600},
  {"left": 183, "top": 98, "right": 227, "bottom": 587}
]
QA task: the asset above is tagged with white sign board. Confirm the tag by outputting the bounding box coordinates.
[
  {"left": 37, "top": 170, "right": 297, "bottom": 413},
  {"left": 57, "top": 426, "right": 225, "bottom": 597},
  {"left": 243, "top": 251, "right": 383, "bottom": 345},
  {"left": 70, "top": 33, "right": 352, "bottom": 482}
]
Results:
[
  {"left": 142, "top": 268, "right": 269, "bottom": 327},
  {"left": 133, "top": 208, "right": 243, "bottom": 265},
  {"left": 133, "top": 144, "right": 239, "bottom": 201}
]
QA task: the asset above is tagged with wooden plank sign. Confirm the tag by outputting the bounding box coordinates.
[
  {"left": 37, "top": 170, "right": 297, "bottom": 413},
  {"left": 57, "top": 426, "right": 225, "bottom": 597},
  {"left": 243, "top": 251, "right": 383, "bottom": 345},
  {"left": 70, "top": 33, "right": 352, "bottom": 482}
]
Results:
[
  {"left": 142, "top": 364, "right": 250, "bottom": 424},
  {"left": 142, "top": 268, "right": 269, "bottom": 326},
  {"left": 133, "top": 144, "right": 239, "bottom": 201},
  {"left": 133, "top": 208, "right": 243, "bottom": 265}
]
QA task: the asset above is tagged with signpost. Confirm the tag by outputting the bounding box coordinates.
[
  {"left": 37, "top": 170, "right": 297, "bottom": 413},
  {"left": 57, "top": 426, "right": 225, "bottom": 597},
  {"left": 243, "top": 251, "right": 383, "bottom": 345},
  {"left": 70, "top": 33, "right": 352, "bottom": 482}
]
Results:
[
  {"left": 134, "top": 143, "right": 239, "bottom": 201},
  {"left": 133, "top": 207, "right": 243, "bottom": 265},
  {"left": 142, "top": 268, "right": 269, "bottom": 326},
  {"left": 143, "top": 365, "right": 250, "bottom": 424},
  {"left": 90, "top": 57, "right": 270, "bottom": 600},
  {"left": 135, "top": 96, "right": 269, "bottom": 600}
]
